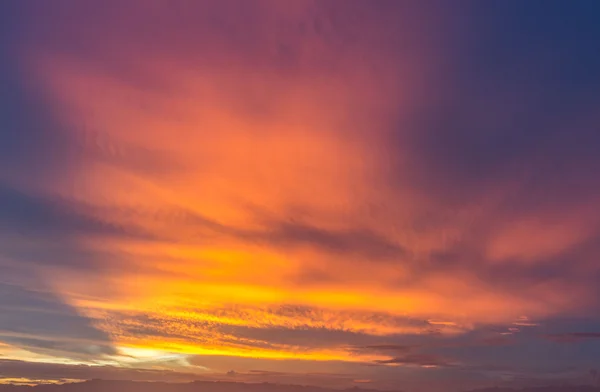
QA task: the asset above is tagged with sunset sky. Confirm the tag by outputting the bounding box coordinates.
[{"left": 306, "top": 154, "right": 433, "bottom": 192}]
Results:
[{"left": 1, "top": 1, "right": 600, "bottom": 391}]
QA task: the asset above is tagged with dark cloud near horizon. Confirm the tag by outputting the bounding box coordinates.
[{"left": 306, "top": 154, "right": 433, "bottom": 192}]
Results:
[
  {"left": 0, "top": 360, "right": 198, "bottom": 384},
  {"left": 431, "top": 319, "right": 600, "bottom": 375},
  {"left": 0, "top": 283, "right": 116, "bottom": 359},
  {"left": 538, "top": 319, "right": 600, "bottom": 344},
  {"left": 545, "top": 333, "right": 600, "bottom": 343}
]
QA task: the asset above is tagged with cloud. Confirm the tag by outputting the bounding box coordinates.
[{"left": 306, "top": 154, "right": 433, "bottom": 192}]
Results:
[
  {"left": 0, "top": 283, "right": 116, "bottom": 359},
  {"left": 92, "top": 305, "right": 444, "bottom": 363},
  {"left": 243, "top": 219, "right": 405, "bottom": 261},
  {"left": 375, "top": 354, "right": 451, "bottom": 368},
  {"left": 0, "top": 184, "right": 151, "bottom": 241},
  {"left": 0, "top": 360, "right": 199, "bottom": 383},
  {"left": 544, "top": 333, "right": 600, "bottom": 343},
  {"left": 361, "top": 345, "right": 415, "bottom": 353},
  {"left": 0, "top": 183, "right": 159, "bottom": 274},
  {"left": 2, "top": 1, "right": 600, "bottom": 390}
]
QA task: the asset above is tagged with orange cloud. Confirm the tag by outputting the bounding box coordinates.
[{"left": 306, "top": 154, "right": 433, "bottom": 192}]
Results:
[{"left": 5, "top": 1, "right": 599, "bottom": 381}]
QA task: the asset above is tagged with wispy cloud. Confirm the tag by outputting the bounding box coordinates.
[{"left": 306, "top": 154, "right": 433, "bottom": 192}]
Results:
[{"left": 375, "top": 354, "right": 452, "bottom": 368}]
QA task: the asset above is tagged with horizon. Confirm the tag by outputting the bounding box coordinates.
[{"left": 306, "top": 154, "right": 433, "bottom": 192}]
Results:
[
  {"left": 1, "top": 378, "right": 600, "bottom": 392},
  {"left": 1, "top": 1, "right": 600, "bottom": 392}
]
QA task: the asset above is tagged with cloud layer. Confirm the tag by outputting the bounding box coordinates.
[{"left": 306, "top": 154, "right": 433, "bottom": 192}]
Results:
[{"left": 1, "top": 1, "right": 600, "bottom": 391}]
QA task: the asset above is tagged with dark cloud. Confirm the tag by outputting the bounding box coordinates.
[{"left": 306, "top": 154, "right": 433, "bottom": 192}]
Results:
[
  {"left": 429, "top": 320, "right": 600, "bottom": 376},
  {"left": 0, "top": 283, "right": 116, "bottom": 359},
  {"left": 0, "top": 241, "right": 124, "bottom": 272},
  {"left": 247, "top": 370, "right": 283, "bottom": 375},
  {"left": 478, "top": 337, "right": 516, "bottom": 347},
  {"left": 544, "top": 333, "right": 600, "bottom": 343},
  {"left": 379, "top": 1, "right": 600, "bottom": 305},
  {"left": 362, "top": 345, "right": 415, "bottom": 352},
  {"left": 0, "top": 378, "right": 395, "bottom": 392},
  {"left": 0, "top": 21, "right": 77, "bottom": 184},
  {"left": 0, "top": 184, "right": 151, "bottom": 241},
  {"left": 0, "top": 183, "right": 156, "bottom": 272},
  {"left": 231, "top": 369, "right": 370, "bottom": 388},
  {"left": 74, "top": 200, "right": 406, "bottom": 263},
  {"left": 246, "top": 219, "right": 405, "bottom": 261},
  {"left": 120, "top": 205, "right": 407, "bottom": 262},
  {"left": 0, "top": 360, "right": 198, "bottom": 383},
  {"left": 400, "top": 1, "right": 600, "bottom": 203}
]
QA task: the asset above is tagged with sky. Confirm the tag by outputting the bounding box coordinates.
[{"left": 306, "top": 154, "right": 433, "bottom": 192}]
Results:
[{"left": 1, "top": 1, "right": 600, "bottom": 391}]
